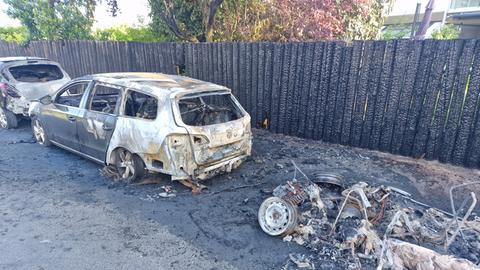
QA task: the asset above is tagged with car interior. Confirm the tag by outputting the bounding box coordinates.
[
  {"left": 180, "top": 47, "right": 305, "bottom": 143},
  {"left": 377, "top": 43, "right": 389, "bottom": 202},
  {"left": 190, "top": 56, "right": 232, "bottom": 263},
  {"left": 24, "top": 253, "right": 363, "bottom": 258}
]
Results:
[
  {"left": 124, "top": 91, "right": 158, "bottom": 120},
  {"left": 179, "top": 93, "right": 243, "bottom": 126},
  {"left": 9, "top": 64, "right": 64, "bottom": 82},
  {"left": 89, "top": 85, "right": 121, "bottom": 114},
  {"left": 55, "top": 83, "right": 87, "bottom": 107}
]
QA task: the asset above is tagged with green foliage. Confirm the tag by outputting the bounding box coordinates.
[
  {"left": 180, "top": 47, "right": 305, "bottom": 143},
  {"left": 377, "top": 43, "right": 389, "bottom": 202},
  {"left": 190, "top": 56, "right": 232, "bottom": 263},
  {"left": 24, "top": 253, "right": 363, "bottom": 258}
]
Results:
[
  {"left": 149, "top": 0, "right": 206, "bottom": 42},
  {"left": 431, "top": 24, "right": 460, "bottom": 40},
  {"left": 149, "top": 0, "right": 394, "bottom": 42},
  {"left": 343, "top": 0, "right": 395, "bottom": 40},
  {"left": 4, "top": 0, "right": 119, "bottom": 41},
  {"left": 380, "top": 24, "right": 410, "bottom": 40},
  {"left": 211, "top": 0, "right": 270, "bottom": 41},
  {"left": 0, "top": 26, "right": 28, "bottom": 43},
  {"left": 93, "top": 25, "right": 168, "bottom": 42}
]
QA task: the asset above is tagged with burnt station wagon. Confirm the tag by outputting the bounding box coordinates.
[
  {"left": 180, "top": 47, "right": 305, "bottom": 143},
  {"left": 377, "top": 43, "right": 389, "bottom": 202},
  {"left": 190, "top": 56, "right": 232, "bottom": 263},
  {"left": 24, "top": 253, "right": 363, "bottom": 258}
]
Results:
[{"left": 29, "top": 73, "right": 252, "bottom": 182}]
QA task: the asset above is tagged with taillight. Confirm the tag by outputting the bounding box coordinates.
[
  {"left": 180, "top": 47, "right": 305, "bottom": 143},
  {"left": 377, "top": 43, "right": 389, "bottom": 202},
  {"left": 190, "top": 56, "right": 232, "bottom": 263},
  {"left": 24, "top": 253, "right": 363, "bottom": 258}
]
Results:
[
  {"left": 0, "top": 83, "right": 21, "bottom": 98},
  {"left": 192, "top": 135, "right": 209, "bottom": 145}
]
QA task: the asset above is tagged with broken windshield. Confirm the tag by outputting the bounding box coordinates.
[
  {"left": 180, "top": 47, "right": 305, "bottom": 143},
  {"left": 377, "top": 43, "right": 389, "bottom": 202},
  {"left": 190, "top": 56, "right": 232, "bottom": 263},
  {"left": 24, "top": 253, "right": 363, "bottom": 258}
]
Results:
[
  {"left": 9, "top": 64, "right": 64, "bottom": 83},
  {"left": 178, "top": 93, "right": 244, "bottom": 126}
]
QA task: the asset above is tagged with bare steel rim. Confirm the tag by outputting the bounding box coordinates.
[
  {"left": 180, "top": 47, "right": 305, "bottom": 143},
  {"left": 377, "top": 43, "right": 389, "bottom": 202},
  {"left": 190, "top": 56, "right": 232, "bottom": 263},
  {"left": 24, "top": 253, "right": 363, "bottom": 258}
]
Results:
[
  {"left": 116, "top": 149, "right": 136, "bottom": 180},
  {"left": 0, "top": 108, "right": 7, "bottom": 128},
  {"left": 33, "top": 119, "right": 46, "bottom": 144},
  {"left": 258, "top": 197, "right": 298, "bottom": 236}
]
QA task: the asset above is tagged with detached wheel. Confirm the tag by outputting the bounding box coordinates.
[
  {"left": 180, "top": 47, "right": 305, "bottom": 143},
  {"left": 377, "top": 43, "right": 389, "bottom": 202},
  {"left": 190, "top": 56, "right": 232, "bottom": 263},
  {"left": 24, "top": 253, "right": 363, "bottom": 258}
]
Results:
[
  {"left": 115, "top": 148, "right": 145, "bottom": 182},
  {"left": 258, "top": 197, "right": 298, "bottom": 236},
  {"left": 0, "top": 108, "right": 18, "bottom": 129},
  {"left": 31, "top": 118, "right": 51, "bottom": 146}
]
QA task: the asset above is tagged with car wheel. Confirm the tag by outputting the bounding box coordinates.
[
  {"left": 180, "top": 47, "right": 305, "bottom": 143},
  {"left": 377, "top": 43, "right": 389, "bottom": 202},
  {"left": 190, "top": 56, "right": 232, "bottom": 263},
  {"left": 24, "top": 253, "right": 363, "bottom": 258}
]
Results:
[
  {"left": 115, "top": 148, "right": 145, "bottom": 182},
  {"left": 0, "top": 108, "right": 18, "bottom": 129},
  {"left": 31, "top": 118, "right": 52, "bottom": 146}
]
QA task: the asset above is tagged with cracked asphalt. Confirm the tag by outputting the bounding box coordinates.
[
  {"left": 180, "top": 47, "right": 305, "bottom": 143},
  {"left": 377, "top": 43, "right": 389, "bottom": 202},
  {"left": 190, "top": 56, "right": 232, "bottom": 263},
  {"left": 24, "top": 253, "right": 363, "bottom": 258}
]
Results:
[{"left": 1, "top": 121, "right": 479, "bottom": 270}]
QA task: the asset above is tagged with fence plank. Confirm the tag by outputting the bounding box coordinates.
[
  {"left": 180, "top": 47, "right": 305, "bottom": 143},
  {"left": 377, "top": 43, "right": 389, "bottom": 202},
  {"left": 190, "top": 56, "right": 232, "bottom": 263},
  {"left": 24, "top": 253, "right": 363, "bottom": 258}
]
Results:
[
  {"left": 324, "top": 42, "right": 344, "bottom": 141},
  {"left": 452, "top": 40, "right": 480, "bottom": 165},
  {"left": 245, "top": 43, "right": 253, "bottom": 116},
  {"left": 313, "top": 42, "right": 335, "bottom": 140},
  {"left": 296, "top": 42, "right": 312, "bottom": 137},
  {"left": 425, "top": 40, "right": 463, "bottom": 159},
  {"left": 412, "top": 41, "right": 450, "bottom": 158},
  {"left": 401, "top": 40, "right": 436, "bottom": 156},
  {"left": 361, "top": 41, "right": 386, "bottom": 148},
  {"left": 278, "top": 43, "right": 291, "bottom": 134},
  {"left": 270, "top": 43, "right": 284, "bottom": 132},
  {"left": 284, "top": 43, "right": 298, "bottom": 135},
  {"left": 251, "top": 43, "right": 259, "bottom": 126},
  {"left": 331, "top": 45, "right": 352, "bottom": 143},
  {"left": 262, "top": 43, "right": 274, "bottom": 127},
  {"left": 351, "top": 41, "right": 374, "bottom": 146},
  {"left": 370, "top": 40, "right": 395, "bottom": 149},
  {"left": 439, "top": 40, "right": 476, "bottom": 163},
  {"left": 256, "top": 43, "right": 266, "bottom": 127},
  {"left": 391, "top": 41, "right": 423, "bottom": 154},
  {"left": 341, "top": 41, "right": 363, "bottom": 145},
  {"left": 289, "top": 42, "right": 308, "bottom": 135}
]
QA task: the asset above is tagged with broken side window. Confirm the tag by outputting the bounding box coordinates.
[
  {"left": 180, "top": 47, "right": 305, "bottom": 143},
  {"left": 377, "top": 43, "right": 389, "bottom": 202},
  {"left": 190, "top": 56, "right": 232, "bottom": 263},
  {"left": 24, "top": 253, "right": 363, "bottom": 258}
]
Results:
[
  {"left": 88, "top": 84, "right": 122, "bottom": 114},
  {"left": 9, "top": 64, "right": 63, "bottom": 82},
  {"left": 124, "top": 90, "right": 158, "bottom": 120},
  {"left": 55, "top": 83, "right": 88, "bottom": 108},
  {"left": 178, "top": 93, "right": 244, "bottom": 126}
]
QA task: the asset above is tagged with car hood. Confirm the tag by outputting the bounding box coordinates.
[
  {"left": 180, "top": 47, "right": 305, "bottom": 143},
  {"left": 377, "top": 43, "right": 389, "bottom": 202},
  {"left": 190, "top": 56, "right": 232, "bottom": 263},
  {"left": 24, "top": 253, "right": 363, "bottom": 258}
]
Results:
[{"left": 14, "top": 78, "right": 70, "bottom": 100}]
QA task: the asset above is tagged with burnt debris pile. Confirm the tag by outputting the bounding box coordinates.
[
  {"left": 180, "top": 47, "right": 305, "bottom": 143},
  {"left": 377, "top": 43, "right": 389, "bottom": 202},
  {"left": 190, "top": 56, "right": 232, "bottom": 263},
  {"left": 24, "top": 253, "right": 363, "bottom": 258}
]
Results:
[{"left": 258, "top": 162, "right": 480, "bottom": 269}]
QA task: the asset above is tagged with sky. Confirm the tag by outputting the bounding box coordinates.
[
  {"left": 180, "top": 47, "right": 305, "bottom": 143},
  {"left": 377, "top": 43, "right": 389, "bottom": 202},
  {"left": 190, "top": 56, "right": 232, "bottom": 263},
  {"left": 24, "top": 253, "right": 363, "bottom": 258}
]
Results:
[
  {"left": 389, "top": 0, "right": 449, "bottom": 16},
  {"left": 0, "top": 0, "right": 452, "bottom": 29},
  {"left": 0, "top": 0, "right": 150, "bottom": 29}
]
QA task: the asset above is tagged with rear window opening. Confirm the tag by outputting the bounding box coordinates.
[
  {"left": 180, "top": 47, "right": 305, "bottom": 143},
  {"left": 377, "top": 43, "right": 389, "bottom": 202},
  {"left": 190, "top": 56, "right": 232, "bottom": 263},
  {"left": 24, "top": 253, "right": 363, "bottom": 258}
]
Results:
[
  {"left": 178, "top": 93, "right": 244, "bottom": 126},
  {"left": 9, "top": 64, "right": 64, "bottom": 82}
]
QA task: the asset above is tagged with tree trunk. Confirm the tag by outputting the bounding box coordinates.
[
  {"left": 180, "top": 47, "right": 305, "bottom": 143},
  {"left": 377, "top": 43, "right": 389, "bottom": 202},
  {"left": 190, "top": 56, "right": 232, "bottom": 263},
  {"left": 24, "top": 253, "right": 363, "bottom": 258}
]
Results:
[
  {"left": 202, "top": 0, "right": 223, "bottom": 42},
  {"left": 415, "top": 0, "right": 435, "bottom": 40}
]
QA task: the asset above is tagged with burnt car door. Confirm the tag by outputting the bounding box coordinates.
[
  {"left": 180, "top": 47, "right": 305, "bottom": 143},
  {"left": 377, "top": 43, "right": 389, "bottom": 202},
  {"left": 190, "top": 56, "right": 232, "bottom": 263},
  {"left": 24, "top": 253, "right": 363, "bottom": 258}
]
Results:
[
  {"left": 44, "top": 81, "right": 91, "bottom": 150},
  {"left": 76, "top": 82, "right": 122, "bottom": 162}
]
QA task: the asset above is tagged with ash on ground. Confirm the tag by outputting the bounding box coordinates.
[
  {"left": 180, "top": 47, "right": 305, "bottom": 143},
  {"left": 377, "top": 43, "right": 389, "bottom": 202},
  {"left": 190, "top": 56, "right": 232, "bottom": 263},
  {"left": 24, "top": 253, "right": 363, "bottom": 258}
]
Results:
[{"left": 258, "top": 162, "right": 480, "bottom": 270}]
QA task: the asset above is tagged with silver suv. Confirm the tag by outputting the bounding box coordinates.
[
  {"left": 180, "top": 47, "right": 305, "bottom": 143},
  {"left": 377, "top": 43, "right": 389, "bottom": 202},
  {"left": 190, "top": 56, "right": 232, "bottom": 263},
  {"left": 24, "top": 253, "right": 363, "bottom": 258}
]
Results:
[
  {"left": 0, "top": 57, "right": 70, "bottom": 128},
  {"left": 29, "top": 73, "right": 252, "bottom": 182}
]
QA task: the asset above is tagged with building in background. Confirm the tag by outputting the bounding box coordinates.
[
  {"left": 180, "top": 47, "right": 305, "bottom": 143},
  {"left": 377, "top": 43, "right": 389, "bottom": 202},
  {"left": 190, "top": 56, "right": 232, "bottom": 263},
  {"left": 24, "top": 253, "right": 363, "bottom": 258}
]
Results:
[{"left": 384, "top": 0, "right": 480, "bottom": 38}]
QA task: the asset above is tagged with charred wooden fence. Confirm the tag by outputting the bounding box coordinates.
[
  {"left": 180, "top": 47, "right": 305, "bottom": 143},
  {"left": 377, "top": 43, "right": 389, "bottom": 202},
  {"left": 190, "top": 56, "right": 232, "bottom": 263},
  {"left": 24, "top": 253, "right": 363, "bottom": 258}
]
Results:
[{"left": 1, "top": 40, "right": 480, "bottom": 168}]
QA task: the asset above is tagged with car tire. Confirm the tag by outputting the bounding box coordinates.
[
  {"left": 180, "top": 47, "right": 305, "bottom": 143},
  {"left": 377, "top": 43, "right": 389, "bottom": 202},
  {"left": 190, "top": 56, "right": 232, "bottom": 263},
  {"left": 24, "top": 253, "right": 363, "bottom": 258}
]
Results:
[
  {"left": 0, "top": 108, "right": 18, "bottom": 129},
  {"left": 114, "top": 148, "right": 145, "bottom": 182},
  {"left": 31, "top": 118, "right": 52, "bottom": 146}
]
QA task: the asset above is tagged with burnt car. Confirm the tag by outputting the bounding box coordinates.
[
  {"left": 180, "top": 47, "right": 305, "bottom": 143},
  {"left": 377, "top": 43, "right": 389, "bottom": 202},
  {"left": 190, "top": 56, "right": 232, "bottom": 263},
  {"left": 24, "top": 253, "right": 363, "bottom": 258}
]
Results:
[
  {"left": 29, "top": 73, "right": 252, "bottom": 182},
  {"left": 0, "top": 57, "right": 71, "bottom": 128}
]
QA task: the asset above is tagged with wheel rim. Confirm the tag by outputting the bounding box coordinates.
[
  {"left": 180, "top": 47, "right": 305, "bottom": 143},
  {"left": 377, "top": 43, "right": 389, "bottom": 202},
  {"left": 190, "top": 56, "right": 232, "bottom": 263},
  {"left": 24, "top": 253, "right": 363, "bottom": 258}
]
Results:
[
  {"left": 117, "top": 149, "right": 135, "bottom": 179},
  {"left": 0, "top": 109, "right": 7, "bottom": 128},
  {"left": 258, "top": 197, "right": 298, "bottom": 236},
  {"left": 33, "top": 120, "right": 46, "bottom": 144}
]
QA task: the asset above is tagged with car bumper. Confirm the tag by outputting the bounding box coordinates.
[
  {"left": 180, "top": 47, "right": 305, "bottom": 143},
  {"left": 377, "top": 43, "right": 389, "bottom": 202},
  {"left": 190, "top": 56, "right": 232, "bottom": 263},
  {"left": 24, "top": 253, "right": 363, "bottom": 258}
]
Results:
[
  {"left": 6, "top": 96, "right": 30, "bottom": 116},
  {"left": 171, "top": 154, "right": 249, "bottom": 181}
]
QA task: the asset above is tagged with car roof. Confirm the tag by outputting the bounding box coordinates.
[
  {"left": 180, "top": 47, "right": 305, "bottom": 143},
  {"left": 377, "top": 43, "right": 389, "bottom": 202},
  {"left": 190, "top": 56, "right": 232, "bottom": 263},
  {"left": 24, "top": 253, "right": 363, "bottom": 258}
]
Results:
[
  {"left": 76, "top": 72, "right": 230, "bottom": 98},
  {"left": 0, "top": 56, "right": 49, "bottom": 64}
]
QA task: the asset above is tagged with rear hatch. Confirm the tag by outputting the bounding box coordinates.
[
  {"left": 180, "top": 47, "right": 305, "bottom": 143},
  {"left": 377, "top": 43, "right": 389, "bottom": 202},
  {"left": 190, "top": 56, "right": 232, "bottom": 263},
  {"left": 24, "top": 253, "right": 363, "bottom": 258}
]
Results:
[
  {"left": 173, "top": 90, "right": 251, "bottom": 166},
  {"left": 6, "top": 62, "right": 70, "bottom": 100}
]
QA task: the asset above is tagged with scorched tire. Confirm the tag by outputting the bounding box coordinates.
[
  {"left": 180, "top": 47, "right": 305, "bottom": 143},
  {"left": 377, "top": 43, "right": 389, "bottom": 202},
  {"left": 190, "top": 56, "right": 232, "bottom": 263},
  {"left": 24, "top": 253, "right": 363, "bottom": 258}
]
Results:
[
  {"left": 31, "top": 118, "right": 52, "bottom": 146},
  {"left": 0, "top": 108, "right": 18, "bottom": 129},
  {"left": 115, "top": 148, "right": 145, "bottom": 183}
]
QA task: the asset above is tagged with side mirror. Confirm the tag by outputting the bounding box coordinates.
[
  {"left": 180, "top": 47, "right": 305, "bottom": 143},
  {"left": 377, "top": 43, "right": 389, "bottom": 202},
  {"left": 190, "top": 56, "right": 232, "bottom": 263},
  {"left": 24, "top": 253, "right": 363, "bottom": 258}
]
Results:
[{"left": 39, "top": 95, "right": 52, "bottom": 105}]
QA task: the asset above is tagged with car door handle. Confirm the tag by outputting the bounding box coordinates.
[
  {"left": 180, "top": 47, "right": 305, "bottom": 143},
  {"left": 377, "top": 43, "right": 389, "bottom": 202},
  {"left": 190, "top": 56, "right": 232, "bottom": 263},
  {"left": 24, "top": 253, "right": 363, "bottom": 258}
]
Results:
[
  {"left": 102, "top": 124, "right": 113, "bottom": 131},
  {"left": 67, "top": 116, "right": 76, "bottom": 122}
]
